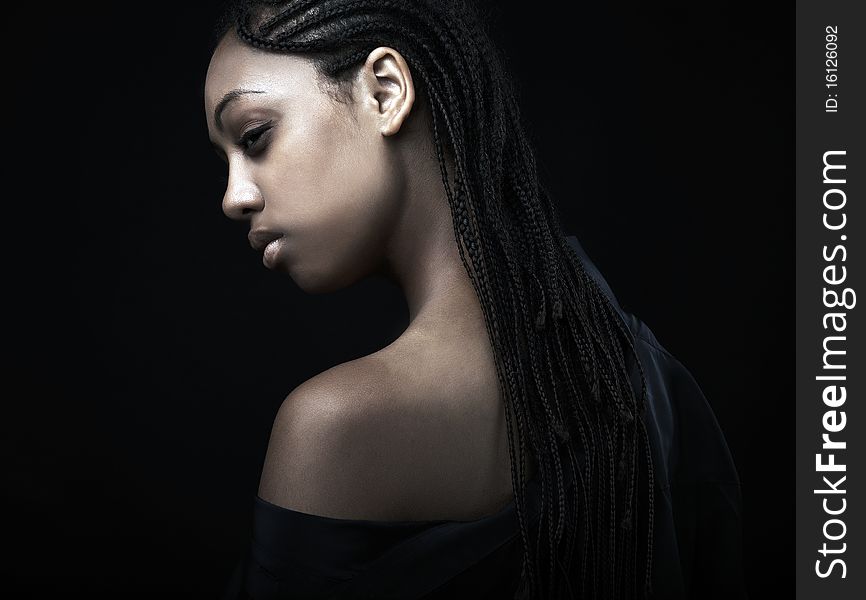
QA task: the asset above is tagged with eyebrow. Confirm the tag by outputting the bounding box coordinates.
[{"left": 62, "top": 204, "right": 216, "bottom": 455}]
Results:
[{"left": 214, "top": 88, "right": 266, "bottom": 131}]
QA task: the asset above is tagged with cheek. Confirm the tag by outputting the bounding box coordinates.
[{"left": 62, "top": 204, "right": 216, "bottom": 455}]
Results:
[
  {"left": 267, "top": 113, "right": 401, "bottom": 252},
  {"left": 325, "top": 138, "right": 399, "bottom": 239},
  {"left": 315, "top": 138, "right": 402, "bottom": 279}
]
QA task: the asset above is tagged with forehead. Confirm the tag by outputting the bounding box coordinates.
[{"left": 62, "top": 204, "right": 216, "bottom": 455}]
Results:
[{"left": 204, "top": 31, "right": 317, "bottom": 128}]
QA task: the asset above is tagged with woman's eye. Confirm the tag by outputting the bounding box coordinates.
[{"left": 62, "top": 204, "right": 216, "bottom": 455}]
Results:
[{"left": 237, "top": 123, "right": 271, "bottom": 155}]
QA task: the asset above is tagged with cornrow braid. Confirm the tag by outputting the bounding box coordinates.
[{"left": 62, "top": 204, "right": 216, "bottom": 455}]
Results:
[{"left": 212, "top": 1, "right": 656, "bottom": 598}]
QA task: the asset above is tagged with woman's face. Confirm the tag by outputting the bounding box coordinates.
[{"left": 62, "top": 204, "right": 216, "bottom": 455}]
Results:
[{"left": 205, "top": 31, "right": 406, "bottom": 293}]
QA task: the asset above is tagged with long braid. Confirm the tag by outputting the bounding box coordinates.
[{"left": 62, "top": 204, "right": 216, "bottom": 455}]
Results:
[{"left": 212, "top": 2, "right": 656, "bottom": 598}]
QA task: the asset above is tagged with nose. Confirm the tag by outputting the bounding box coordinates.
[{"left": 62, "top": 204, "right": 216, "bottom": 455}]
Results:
[{"left": 222, "top": 166, "right": 264, "bottom": 221}]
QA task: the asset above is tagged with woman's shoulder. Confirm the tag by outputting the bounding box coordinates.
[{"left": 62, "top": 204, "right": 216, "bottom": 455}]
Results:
[{"left": 257, "top": 346, "right": 513, "bottom": 522}]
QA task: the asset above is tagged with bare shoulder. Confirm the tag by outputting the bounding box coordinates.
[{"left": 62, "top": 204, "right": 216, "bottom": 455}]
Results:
[
  {"left": 257, "top": 347, "right": 513, "bottom": 521},
  {"left": 257, "top": 355, "right": 397, "bottom": 518}
]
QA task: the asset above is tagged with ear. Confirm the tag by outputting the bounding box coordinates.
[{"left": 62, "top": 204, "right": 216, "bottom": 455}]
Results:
[{"left": 358, "top": 46, "right": 416, "bottom": 137}]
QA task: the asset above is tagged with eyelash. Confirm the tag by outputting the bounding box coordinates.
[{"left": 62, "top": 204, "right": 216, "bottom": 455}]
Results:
[{"left": 236, "top": 123, "right": 271, "bottom": 155}]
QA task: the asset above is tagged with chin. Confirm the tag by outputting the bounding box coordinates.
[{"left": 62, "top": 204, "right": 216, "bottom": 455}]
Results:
[
  {"left": 285, "top": 263, "right": 340, "bottom": 294},
  {"left": 288, "top": 260, "right": 369, "bottom": 295}
]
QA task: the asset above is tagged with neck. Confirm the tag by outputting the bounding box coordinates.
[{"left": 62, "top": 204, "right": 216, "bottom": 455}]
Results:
[{"left": 375, "top": 151, "right": 486, "bottom": 341}]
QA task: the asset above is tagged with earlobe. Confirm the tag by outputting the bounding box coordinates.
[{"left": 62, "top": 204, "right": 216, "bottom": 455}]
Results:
[{"left": 363, "top": 47, "right": 415, "bottom": 137}]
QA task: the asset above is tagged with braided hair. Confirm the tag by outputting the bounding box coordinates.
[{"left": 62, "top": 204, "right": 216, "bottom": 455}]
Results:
[{"left": 210, "top": 1, "right": 656, "bottom": 598}]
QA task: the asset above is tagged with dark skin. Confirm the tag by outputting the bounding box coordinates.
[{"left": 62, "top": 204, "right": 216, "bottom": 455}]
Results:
[{"left": 205, "top": 30, "right": 530, "bottom": 521}]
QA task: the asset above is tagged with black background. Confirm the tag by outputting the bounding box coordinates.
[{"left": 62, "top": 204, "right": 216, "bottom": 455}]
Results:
[{"left": 5, "top": 1, "right": 792, "bottom": 596}]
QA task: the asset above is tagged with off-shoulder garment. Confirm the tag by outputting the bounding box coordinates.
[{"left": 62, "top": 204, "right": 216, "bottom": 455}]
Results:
[{"left": 222, "top": 235, "right": 747, "bottom": 599}]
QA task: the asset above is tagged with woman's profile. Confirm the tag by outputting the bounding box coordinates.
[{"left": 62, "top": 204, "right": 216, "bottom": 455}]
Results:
[{"left": 204, "top": 1, "right": 746, "bottom": 599}]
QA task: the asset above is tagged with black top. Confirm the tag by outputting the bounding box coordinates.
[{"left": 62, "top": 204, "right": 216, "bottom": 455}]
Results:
[{"left": 221, "top": 235, "right": 747, "bottom": 600}]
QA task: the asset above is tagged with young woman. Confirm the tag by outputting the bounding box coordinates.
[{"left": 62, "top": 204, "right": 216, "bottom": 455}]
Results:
[{"left": 204, "top": 1, "right": 746, "bottom": 598}]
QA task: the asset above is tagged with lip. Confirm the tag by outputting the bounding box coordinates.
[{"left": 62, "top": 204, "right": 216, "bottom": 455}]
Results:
[
  {"left": 248, "top": 229, "right": 283, "bottom": 252},
  {"left": 248, "top": 229, "right": 286, "bottom": 269}
]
